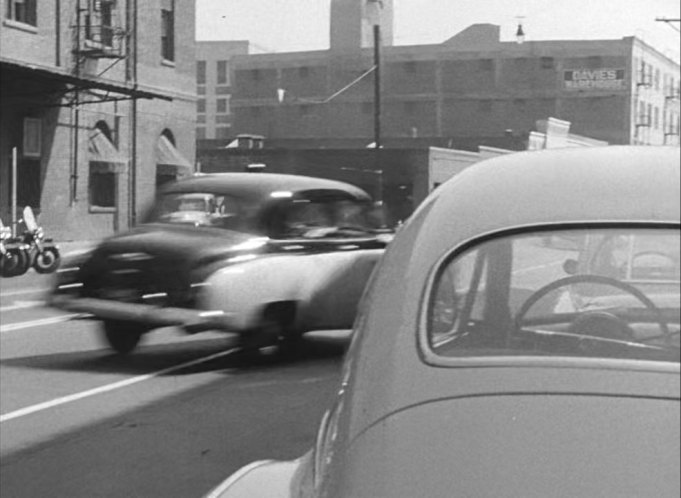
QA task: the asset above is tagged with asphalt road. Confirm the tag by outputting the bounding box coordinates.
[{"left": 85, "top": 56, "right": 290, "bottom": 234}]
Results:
[{"left": 0, "top": 270, "right": 347, "bottom": 497}]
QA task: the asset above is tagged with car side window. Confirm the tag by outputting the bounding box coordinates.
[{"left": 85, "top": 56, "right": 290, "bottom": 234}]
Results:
[{"left": 283, "top": 200, "right": 333, "bottom": 237}]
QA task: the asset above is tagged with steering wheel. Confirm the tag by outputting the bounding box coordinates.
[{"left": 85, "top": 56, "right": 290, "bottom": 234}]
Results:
[{"left": 514, "top": 274, "right": 670, "bottom": 342}]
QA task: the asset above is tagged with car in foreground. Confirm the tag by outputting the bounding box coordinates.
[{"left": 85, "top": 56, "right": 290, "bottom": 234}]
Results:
[
  {"left": 205, "top": 146, "right": 680, "bottom": 498},
  {"left": 49, "top": 173, "right": 390, "bottom": 354}
]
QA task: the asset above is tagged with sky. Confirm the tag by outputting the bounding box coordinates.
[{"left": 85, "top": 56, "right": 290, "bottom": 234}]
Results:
[{"left": 196, "top": 0, "right": 680, "bottom": 61}]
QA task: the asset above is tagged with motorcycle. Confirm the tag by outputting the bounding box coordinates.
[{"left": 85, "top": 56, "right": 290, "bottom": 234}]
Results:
[
  {"left": 21, "top": 206, "right": 61, "bottom": 274},
  {"left": 0, "top": 218, "right": 31, "bottom": 278}
]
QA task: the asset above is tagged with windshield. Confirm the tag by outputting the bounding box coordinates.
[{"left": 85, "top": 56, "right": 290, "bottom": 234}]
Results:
[
  {"left": 427, "top": 227, "right": 680, "bottom": 363},
  {"left": 147, "top": 192, "right": 257, "bottom": 232}
]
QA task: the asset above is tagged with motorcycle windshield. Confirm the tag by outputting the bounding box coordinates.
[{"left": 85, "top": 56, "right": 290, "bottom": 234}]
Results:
[{"left": 23, "top": 206, "right": 39, "bottom": 231}]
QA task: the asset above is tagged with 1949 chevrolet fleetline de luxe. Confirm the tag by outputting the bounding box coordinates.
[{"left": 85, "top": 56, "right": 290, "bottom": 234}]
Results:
[{"left": 49, "top": 173, "right": 391, "bottom": 354}]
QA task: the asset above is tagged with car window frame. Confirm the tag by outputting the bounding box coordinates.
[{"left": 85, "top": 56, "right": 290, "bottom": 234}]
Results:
[{"left": 417, "top": 220, "right": 681, "bottom": 372}]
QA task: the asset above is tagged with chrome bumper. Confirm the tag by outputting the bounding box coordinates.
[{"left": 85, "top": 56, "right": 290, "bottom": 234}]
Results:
[{"left": 49, "top": 294, "right": 233, "bottom": 334}]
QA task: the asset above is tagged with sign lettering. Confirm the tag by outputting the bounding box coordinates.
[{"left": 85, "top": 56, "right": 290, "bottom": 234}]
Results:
[{"left": 563, "top": 68, "right": 625, "bottom": 91}]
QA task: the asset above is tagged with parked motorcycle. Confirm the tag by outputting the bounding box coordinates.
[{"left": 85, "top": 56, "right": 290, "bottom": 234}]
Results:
[
  {"left": 21, "top": 206, "right": 61, "bottom": 274},
  {"left": 0, "top": 219, "right": 31, "bottom": 278}
]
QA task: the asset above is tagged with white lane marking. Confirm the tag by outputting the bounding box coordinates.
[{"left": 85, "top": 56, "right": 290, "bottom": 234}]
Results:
[
  {"left": 0, "top": 288, "right": 46, "bottom": 298},
  {"left": 0, "top": 314, "right": 89, "bottom": 333},
  {"left": 0, "top": 300, "right": 44, "bottom": 312},
  {"left": 0, "top": 347, "right": 240, "bottom": 423}
]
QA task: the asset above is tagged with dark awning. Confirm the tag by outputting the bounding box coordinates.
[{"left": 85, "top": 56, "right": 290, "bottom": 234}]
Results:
[
  {"left": 1, "top": 57, "right": 172, "bottom": 101},
  {"left": 89, "top": 129, "right": 127, "bottom": 173},
  {"left": 156, "top": 135, "right": 193, "bottom": 176}
]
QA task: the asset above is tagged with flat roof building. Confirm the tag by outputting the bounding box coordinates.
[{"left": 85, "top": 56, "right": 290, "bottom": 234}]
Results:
[{"left": 197, "top": 1, "right": 679, "bottom": 148}]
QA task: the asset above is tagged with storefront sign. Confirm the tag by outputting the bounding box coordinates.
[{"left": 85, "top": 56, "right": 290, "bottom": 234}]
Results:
[{"left": 563, "top": 68, "right": 626, "bottom": 90}]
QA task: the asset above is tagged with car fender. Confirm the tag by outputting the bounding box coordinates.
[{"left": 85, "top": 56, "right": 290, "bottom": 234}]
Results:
[{"left": 204, "top": 455, "right": 311, "bottom": 498}]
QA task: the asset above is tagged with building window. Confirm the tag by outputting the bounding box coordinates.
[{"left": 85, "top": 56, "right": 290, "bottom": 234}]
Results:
[
  {"left": 479, "top": 59, "right": 494, "bottom": 71},
  {"left": 654, "top": 68, "right": 660, "bottom": 91},
  {"left": 217, "top": 60, "right": 229, "bottom": 85},
  {"left": 216, "top": 115, "right": 231, "bottom": 124},
  {"left": 197, "top": 86, "right": 206, "bottom": 95},
  {"left": 22, "top": 117, "right": 42, "bottom": 158},
  {"left": 478, "top": 100, "right": 493, "bottom": 112},
  {"left": 587, "top": 56, "right": 602, "bottom": 68},
  {"left": 217, "top": 97, "right": 230, "bottom": 114},
  {"left": 404, "top": 101, "right": 417, "bottom": 114},
  {"left": 514, "top": 57, "right": 529, "bottom": 69},
  {"left": 197, "top": 99, "right": 206, "bottom": 113},
  {"left": 161, "top": 0, "right": 175, "bottom": 62},
  {"left": 403, "top": 61, "right": 417, "bottom": 73},
  {"left": 197, "top": 60, "right": 206, "bottom": 85},
  {"left": 196, "top": 115, "right": 206, "bottom": 124},
  {"left": 84, "top": 0, "right": 115, "bottom": 46},
  {"left": 196, "top": 127, "right": 206, "bottom": 140},
  {"left": 540, "top": 57, "right": 554, "bottom": 69},
  {"left": 89, "top": 168, "right": 116, "bottom": 208},
  {"left": 216, "top": 127, "right": 231, "bottom": 139},
  {"left": 654, "top": 106, "right": 659, "bottom": 129},
  {"left": 216, "top": 86, "right": 230, "bottom": 95},
  {"left": 6, "top": 0, "right": 37, "bottom": 26}
]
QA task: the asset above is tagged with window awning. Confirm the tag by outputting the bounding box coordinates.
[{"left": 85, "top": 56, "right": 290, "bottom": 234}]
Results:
[
  {"left": 89, "top": 129, "right": 127, "bottom": 173},
  {"left": 156, "top": 135, "right": 193, "bottom": 176}
]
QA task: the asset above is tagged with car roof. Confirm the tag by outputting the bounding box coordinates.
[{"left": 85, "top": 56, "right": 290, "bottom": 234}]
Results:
[
  {"left": 420, "top": 145, "right": 680, "bottom": 255},
  {"left": 161, "top": 172, "right": 371, "bottom": 202},
  {"left": 341, "top": 146, "right": 680, "bottom": 443}
]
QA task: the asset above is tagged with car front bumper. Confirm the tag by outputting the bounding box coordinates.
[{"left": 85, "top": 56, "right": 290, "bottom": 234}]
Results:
[{"left": 49, "top": 294, "right": 234, "bottom": 334}]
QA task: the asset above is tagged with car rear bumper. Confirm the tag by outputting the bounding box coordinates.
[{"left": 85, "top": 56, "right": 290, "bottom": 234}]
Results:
[{"left": 49, "top": 294, "right": 234, "bottom": 334}]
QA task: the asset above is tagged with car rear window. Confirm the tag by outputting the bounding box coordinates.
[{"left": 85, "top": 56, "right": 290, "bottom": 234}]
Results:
[{"left": 427, "top": 227, "right": 680, "bottom": 363}]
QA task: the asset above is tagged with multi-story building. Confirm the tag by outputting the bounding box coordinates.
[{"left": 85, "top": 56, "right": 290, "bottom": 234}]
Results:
[
  {"left": 211, "top": 0, "right": 679, "bottom": 147},
  {"left": 196, "top": 40, "right": 249, "bottom": 141},
  {"left": 1, "top": 0, "right": 196, "bottom": 240}
]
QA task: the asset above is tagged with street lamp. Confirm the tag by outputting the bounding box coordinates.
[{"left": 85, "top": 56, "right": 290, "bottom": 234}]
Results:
[
  {"left": 515, "top": 16, "right": 526, "bottom": 44},
  {"left": 366, "top": 0, "right": 383, "bottom": 205}
]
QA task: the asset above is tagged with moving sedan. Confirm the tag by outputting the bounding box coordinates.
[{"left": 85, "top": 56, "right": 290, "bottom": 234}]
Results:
[
  {"left": 205, "top": 146, "right": 680, "bottom": 498},
  {"left": 49, "top": 173, "right": 390, "bottom": 354}
]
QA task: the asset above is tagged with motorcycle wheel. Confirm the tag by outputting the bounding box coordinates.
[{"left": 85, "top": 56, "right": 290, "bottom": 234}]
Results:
[
  {"left": 33, "top": 247, "right": 61, "bottom": 274},
  {"left": 1, "top": 248, "right": 31, "bottom": 277}
]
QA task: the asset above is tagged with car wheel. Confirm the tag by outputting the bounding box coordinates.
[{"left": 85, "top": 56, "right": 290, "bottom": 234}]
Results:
[
  {"left": 33, "top": 247, "right": 61, "bottom": 274},
  {"left": 1, "top": 248, "right": 31, "bottom": 277},
  {"left": 101, "top": 320, "right": 146, "bottom": 354}
]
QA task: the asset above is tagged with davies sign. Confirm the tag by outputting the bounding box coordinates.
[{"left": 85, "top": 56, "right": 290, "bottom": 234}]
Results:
[{"left": 563, "top": 68, "right": 626, "bottom": 90}]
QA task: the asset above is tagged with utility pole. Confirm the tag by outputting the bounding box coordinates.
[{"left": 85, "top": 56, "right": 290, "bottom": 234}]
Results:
[{"left": 373, "top": 23, "right": 383, "bottom": 206}]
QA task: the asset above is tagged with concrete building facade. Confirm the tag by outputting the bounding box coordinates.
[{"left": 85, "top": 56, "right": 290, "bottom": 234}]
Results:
[
  {"left": 1, "top": 0, "right": 196, "bottom": 240},
  {"left": 216, "top": 3, "right": 679, "bottom": 147},
  {"left": 195, "top": 40, "right": 249, "bottom": 141}
]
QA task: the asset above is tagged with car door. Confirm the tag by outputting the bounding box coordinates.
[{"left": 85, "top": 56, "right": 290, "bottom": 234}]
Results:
[{"left": 267, "top": 191, "right": 388, "bottom": 330}]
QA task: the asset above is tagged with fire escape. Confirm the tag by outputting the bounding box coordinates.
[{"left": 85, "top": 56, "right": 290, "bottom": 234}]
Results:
[
  {"left": 633, "top": 60, "right": 652, "bottom": 145},
  {"left": 69, "top": 0, "right": 133, "bottom": 106},
  {"left": 663, "top": 82, "right": 680, "bottom": 145}
]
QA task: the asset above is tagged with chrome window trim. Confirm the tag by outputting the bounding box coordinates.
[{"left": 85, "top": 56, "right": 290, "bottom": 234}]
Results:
[{"left": 417, "top": 220, "right": 681, "bottom": 371}]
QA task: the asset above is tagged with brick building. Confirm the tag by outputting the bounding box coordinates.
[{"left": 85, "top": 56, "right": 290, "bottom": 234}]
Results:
[
  {"left": 1, "top": 0, "right": 196, "bottom": 240},
  {"left": 211, "top": 0, "right": 679, "bottom": 147}
]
